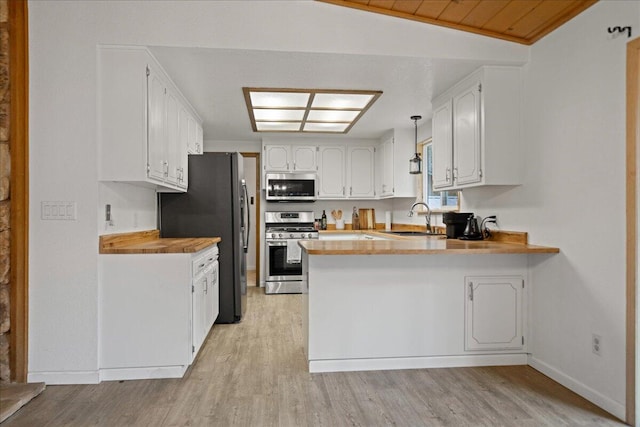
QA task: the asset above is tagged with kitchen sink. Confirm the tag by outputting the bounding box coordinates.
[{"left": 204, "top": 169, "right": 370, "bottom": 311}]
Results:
[{"left": 381, "top": 231, "right": 447, "bottom": 238}]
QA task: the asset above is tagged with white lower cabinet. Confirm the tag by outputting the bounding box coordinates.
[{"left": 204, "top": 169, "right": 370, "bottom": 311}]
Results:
[
  {"left": 99, "top": 245, "right": 219, "bottom": 381},
  {"left": 465, "top": 275, "right": 524, "bottom": 351}
]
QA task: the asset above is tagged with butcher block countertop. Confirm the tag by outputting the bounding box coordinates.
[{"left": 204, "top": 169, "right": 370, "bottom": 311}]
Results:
[
  {"left": 99, "top": 230, "right": 220, "bottom": 254},
  {"left": 303, "top": 229, "right": 559, "bottom": 255}
]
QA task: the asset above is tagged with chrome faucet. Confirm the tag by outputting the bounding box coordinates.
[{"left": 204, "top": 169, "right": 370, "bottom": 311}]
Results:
[{"left": 408, "top": 202, "right": 432, "bottom": 233}]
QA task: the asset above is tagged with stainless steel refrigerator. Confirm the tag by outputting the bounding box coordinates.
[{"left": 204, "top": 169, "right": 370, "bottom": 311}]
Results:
[{"left": 158, "top": 152, "right": 248, "bottom": 323}]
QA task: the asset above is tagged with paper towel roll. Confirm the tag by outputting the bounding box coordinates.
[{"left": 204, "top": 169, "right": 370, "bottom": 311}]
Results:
[{"left": 385, "top": 211, "right": 391, "bottom": 230}]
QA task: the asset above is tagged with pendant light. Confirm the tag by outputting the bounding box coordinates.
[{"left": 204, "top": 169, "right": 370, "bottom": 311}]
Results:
[{"left": 409, "top": 115, "right": 422, "bottom": 174}]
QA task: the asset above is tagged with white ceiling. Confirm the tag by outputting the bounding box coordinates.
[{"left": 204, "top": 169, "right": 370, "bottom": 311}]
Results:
[{"left": 149, "top": 46, "right": 513, "bottom": 142}]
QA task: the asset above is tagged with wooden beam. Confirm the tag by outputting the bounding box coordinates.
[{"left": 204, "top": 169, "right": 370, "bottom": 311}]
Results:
[
  {"left": 626, "top": 35, "right": 640, "bottom": 427},
  {"left": 8, "top": 0, "right": 28, "bottom": 383}
]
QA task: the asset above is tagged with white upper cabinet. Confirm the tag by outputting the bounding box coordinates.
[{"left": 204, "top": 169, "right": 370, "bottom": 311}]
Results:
[
  {"left": 377, "top": 137, "right": 394, "bottom": 197},
  {"left": 347, "top": 146, "right": 375, "bottom": 198},
  {"left": 432, "top": 66, "right": 523, "bottom": 191},
  {"left": 187, "top": 114, "right": 203, "bottom": 155},
  {"left": 98, "top": 46, "right": 202, "bottom": 192},
  {"left": 263, "top": 144, "right": 317, "bottom": 172},
  {"left": 317, "top": 146, "right": 346, "bottom": 198},
  {"left": 431, "top": 102, "right": 453, "bottom": 189}
]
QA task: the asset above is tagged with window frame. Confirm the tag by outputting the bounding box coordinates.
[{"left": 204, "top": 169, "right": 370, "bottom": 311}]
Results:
[{"left": 415, "top": 138, "right": 460, "bottom": 213}]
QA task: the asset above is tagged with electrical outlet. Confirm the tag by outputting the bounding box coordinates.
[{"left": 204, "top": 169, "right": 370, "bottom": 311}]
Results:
[{"left": 592, "top": 333, "right": 602, "bottom": 356}]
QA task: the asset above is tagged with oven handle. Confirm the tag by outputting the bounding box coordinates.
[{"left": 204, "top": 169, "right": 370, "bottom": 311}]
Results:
[{"left": 266, "top": 241, "right": 288, "bottom": 246}]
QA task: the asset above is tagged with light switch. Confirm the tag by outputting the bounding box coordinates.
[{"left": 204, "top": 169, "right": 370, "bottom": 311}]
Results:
[{"left": 41, "top": 201, "right": 77, "bottom": 220}]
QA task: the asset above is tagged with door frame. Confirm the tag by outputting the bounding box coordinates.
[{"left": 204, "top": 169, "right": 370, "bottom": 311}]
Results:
[
  {"left": 9, "top": 0, "right": 29, "bottom": 382},
  {"left": 241, "top": 152, "right": 260, "bottom": 285},
  {"left": 627, "top": 36, "right": 640, "bottom": 426}
]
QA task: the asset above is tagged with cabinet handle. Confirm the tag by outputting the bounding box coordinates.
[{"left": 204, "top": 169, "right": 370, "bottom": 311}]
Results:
[
  {"left": 342, "top": 186, "right": 345, "bottom": 196},
  {"left": 293, "top": 162, "right": 296, "bottom": 170},
  {"left": 446, "top": 167, "right": 451, "bottom": 182},
  {"left": 350, "top": 187, "right": 353, "bottom": 196},
  {"left": 453, "top": 167, "right": 458, "bottom": 181},
  {"left": 469, "top": 282, "right": 473, "bottom": 301},
  {"left": 204, "top": 277, "right": 208, "bottom": 294},
  {"left": 287, "top": 162, "right": 290, "bottom": 170}
]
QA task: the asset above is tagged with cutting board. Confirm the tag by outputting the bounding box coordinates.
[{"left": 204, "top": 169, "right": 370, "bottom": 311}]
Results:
[{"left": 359, "top": 208, "right": 376, "bottom": 230}]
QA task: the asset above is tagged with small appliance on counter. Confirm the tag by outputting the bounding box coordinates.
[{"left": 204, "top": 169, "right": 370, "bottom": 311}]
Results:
[
  {"left": 459, "top": 214, "right": 484, "bottom": 240},
  {"left": 442, "top": 212, "right": 474, "bottom": 239}
]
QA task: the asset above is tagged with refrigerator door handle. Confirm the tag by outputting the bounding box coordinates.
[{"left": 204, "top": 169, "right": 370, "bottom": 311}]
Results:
[{"left": 242, "top": 182, "right": 250, "bottom": 253}]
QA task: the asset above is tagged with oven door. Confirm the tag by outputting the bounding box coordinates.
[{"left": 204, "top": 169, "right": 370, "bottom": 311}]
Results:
[{"left": 265, "top": 240, "right": 303, "bottom": 281}]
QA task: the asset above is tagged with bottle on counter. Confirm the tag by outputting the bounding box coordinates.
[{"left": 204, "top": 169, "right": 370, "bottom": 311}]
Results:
[
  {"left": 321, "top": 210, "right": 327, "bottom": 230},
  {"left": 352, "top": 206, "right": 360, "bottom": 230}
]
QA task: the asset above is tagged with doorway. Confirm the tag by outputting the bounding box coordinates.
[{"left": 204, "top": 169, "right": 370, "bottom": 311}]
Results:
[{"left": 241, "top": 152, "right": 260, "bottom": 286}]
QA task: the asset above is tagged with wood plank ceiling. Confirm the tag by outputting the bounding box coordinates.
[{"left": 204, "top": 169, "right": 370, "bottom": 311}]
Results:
[{"left": 317, "top": 0, "right": 598, "bottom": 45}]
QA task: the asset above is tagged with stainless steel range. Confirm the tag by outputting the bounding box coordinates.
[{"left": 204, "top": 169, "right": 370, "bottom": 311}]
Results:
[{"left": 264, "top": 211, "right": 318, "bottom": 294}]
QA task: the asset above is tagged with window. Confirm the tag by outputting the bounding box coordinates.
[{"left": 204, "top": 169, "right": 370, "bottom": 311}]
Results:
[{"left": 419, "top": 139, "right": 459, "bottom": 211}]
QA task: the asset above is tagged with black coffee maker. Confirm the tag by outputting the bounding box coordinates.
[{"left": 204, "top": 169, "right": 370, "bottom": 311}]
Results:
[{"left": 442, "top": 212, "right": 473, "bottom": 239}]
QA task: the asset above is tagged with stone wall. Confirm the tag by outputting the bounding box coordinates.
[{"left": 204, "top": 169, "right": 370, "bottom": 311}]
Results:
[{"left": 0, "top": 0, "right": 10, "bottom": 383}]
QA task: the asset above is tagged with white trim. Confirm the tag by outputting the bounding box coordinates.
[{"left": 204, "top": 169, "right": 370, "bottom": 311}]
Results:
[
  {"left": 99, "top": 366, "right": 188, "bottom": 382},
  {"left": 528, "top": 356, "right": 625, "bottom": 421},
  {"left": 308, "top": 354, "right": 527, "bottom": 373},
  {"left": 27, "top": 370, "right": 100, "bottom": 385}
]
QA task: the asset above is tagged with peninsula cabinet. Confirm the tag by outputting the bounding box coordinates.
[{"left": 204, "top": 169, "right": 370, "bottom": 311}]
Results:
[
  {"left": 98, "top": 45, "right": 202, "bottom": 192},
  {"left": 432, "top": 66, "right": 523, "bottom": 191},
  {"left": 465, "top": 275, "right": 524, "bottom": 351}
]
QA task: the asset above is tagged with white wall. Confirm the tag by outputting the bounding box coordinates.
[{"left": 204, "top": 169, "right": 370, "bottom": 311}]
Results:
[
  {"left": 26, "top": 0, "right": 527, "bottom": 384},
  {"left": 458, "top": 2, "right": 638, "bottom": 419}
]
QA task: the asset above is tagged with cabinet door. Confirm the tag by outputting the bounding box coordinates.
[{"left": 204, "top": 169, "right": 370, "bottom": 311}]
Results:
[
  {"left": 264, "top": 145, "right": 290, "bottom": 171},
  {"left": 465, "top": 276, "right": 523, "bottom": 351},
  {"left": 347, "top": 146, "right": 375, "bottom": 198},
  {"left": 177, "top": 106, "right": 189, "bottom": 189},
  {"left": 317, "top": 146, "right": 346, "bottom": 198},
  {"left": 165, "top": 90, "right": 180, "bottom": 186},
  {"left": 432, "top": 101, "right": 453, "bottom": 189},
  {"left": 291, "top": 145, "right": 316, "bottom": 171},
  {"left": 380, "top": 138, "right": 394, "bottom": 197},
  {"left": 453, "top": 83, "right": 481, "bottom": 186},
  {"left": 187, "top": 114, "right": 197, "bottom": 155},
  {"left": 196, "top": 122, "right": 204, "bottom": 154},
  {"left": 192, "top": 274, "right": 207, "bottom": 360},
  {"left": 147, "top": 67, "right": 166, "bottom": 182}
]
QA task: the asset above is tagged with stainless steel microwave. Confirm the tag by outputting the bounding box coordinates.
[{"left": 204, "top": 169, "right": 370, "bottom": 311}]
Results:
[{"left": 265, "top": 173, "right": 316, "bottom": 202}]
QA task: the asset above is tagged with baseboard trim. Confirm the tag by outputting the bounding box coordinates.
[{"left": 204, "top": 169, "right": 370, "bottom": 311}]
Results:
[
  {"left": 27, "top": 370, "right": 100, "bottom": 384},
  {"left": 528, "top": 356, "right": 625, "bottom": 421},
  {"left": 99, "top": 366, "right": 187, "bottom": 382},
  {"left": 309, "top": 353, "right": 527, "bottom": 373}
]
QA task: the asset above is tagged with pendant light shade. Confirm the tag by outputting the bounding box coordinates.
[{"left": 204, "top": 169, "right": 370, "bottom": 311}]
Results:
[{"left": 409, "top": 115, "right": 422, "bottom": 174}]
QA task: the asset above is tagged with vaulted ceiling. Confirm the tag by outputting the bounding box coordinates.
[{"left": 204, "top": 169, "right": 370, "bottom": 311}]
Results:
[{"left": 317, "top": 0, "right": 598, "bottom": 45}]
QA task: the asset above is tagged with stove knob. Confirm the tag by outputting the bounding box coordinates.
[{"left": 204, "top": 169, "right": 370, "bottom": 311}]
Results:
[
  {"left": 301, "top": 233, "right": 306, "bottom": 239},
  {"left": 290, "top": 233, "right": 294, "bottom": 238},
  {"left": 278, "top": 233, "right": 283, "bottom": 238}
]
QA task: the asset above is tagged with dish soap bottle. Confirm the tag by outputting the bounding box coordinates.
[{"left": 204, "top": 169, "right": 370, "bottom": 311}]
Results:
[
  {"left": 352, "top": 206, "right": 360, "bottom": 230},
  {"left": 321, "top": 210, "right": 327, "bottom": 230}
]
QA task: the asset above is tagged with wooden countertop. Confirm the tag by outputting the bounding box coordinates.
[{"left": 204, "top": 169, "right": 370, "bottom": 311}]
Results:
[
  {"left": 301, "top": 233, "right": 559, "bottom": 255},
  {"left": 99, "top": 230, "right": 221, "bottom": 254}
]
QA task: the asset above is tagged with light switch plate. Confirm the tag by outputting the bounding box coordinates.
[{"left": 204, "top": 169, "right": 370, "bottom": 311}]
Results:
[{"left": 41, "top": 201, "right": 77, "bottom": 220}]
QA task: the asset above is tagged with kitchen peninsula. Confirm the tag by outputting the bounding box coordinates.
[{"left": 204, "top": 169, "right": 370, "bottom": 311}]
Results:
[{"left": 299, "top": 235, "right": 559, "bottom": 373}]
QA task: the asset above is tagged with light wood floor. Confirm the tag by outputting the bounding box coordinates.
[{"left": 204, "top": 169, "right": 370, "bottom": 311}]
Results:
[{"left": 4, "top": 275, "right": 625, "bottom": 426}]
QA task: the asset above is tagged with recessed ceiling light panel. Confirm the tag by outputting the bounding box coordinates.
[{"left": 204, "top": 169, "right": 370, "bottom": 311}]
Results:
[
  {"left": 254, "top": 109, "right": 306, "bottom": 121},
  {"left": 250, "top": 92, "right": 310, "bottom": 108},
  {"left": 243, "top": 87, "right": 382, "bottom": 134},
  {"left": 311, "top": 93, "right": 374, "bottom": 109}
]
